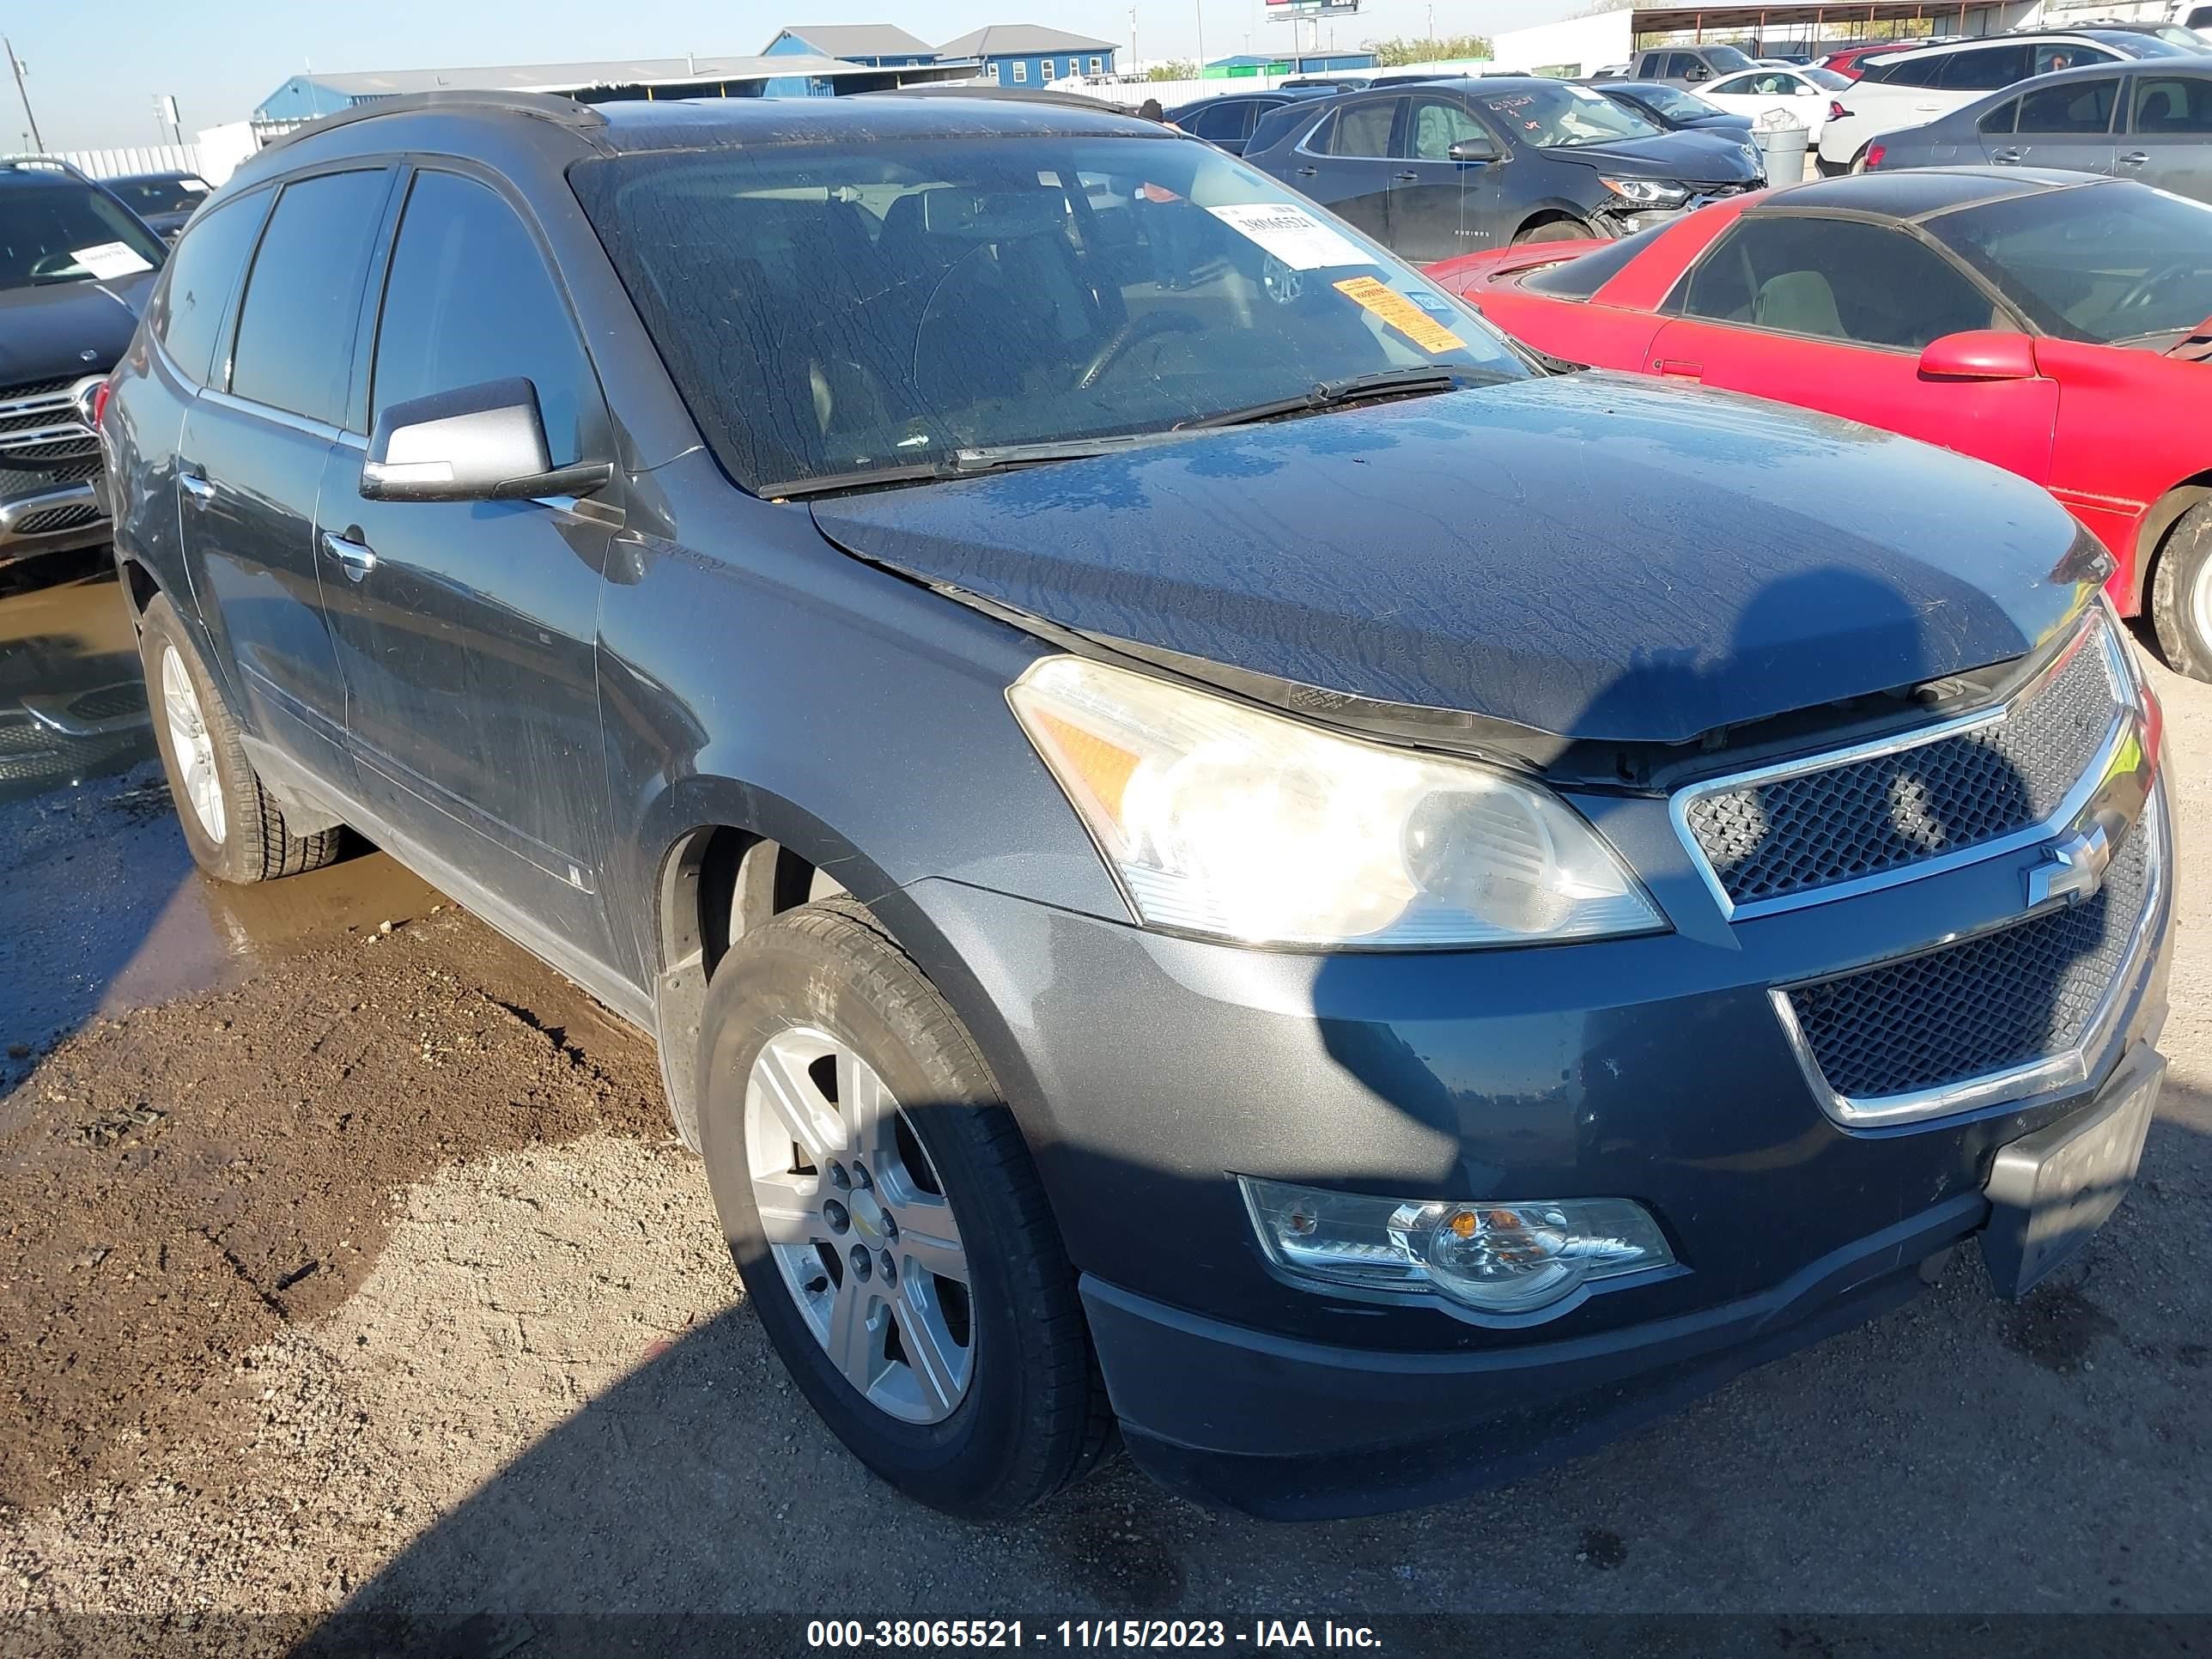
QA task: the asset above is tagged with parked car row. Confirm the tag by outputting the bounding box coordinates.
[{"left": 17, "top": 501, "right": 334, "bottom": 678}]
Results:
[
  {"left": 1431, "top": 168, "right": 2212, "bottom": 676},
  {"left": 92, "top": 88, "right": 2177, "bottom": 1528}
]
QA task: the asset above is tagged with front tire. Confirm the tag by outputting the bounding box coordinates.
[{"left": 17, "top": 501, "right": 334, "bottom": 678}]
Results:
[
  {"left": 1515, "top": 217, "right": 1593, "bottom": 245},
  {"left": 696, "top": 899, "right": 1113, "bottom": 1517},
  {"left": 137, "top": 593, "right": 343, "bottom": 883},
  {"left": 2149, "top": 501, "right": 2212, "bottom": 682}
]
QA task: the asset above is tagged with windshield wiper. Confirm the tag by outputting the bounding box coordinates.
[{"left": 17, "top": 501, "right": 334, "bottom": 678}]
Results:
[
  {"left": 760, "top": 430, "right": 1196, "bottom": 501},
  {"left": 1181, "top": 368, "right": 1482, "bottom": 431}
]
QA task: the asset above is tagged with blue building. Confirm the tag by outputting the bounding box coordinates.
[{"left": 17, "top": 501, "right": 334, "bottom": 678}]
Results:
[
  {"left": 761, "top": 24, "right": 941, "bottom": 67},
  {"left": 935, "top": 25, "right": 1119, "bottom": 87}
]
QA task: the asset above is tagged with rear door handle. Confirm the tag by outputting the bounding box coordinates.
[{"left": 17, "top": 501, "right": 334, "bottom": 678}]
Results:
[
  {"left": 1654, "top": 359, "right": 1704, "bottom": 380},
  {"left": 1990, "top": 147, "right": 2023, "bottom": 165},
  {"left": 2119, "top": 150, "right": 2149, "bottom": 167},
  {"left": 1293, "top": 166, "right": 1318, "bottom": 177},
  {"left": 320, "top": 529, "right": 378, "bottom": 581},
  {"left": 177, "top": 471, "right": 215, "bottom": 503},
  {"left": 1393, "top": 170, "right": 1419, "bottom": 182}
]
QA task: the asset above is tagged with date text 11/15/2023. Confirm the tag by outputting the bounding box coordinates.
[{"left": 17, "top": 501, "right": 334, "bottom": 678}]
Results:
[{"left": 805, "top": 1620, "right": 1384, "bottom": 1649}]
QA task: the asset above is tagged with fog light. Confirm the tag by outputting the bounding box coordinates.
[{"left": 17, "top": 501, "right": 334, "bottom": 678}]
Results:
[{"left": 1240, "top": 1178, "right": 1673, "bottom": 1317}]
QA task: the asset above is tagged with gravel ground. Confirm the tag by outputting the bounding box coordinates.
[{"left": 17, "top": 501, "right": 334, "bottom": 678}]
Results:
[{"left": 0, "top": 606, "right": 2208, "bottom": 1651}]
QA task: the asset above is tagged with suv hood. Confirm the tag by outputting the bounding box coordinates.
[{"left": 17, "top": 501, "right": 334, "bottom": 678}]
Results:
[
  {"left": 0, "top": 271, "right": 155, "bottom": 386},
  {"left": 811, "top": 374, "right": 2089, "bottom": 748},
  {"left": 1543, "top": 130, "right": 1762, "bottom": 185}
]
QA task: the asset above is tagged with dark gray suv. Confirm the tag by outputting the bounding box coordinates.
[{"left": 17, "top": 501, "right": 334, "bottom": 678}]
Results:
[{"left": 101, "top": 91, "right": 2174, "bottom": 1521}]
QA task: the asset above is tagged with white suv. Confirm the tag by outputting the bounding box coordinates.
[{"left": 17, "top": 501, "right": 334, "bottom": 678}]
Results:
[{"left": 1818, "top": 29, "right": 2186, "bottom": 171}]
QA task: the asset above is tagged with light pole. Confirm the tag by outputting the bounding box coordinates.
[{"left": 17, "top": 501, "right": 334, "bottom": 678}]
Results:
[
  {"left": 4, "top": 38, "right": 42, "bottom": 154},
  {"left": 1194, "top": 0, "right": 1205, "bottom": 76},
  {"left": 1130, "top": 6, "right": 1139, "bottom": 76}
]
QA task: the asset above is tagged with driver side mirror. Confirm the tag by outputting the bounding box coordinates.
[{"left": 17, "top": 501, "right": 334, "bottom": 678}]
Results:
[
  {"left": 1449, "top": 136, "right": 1499, "bottom": 162},
  {"left": 1917, "top": 330, "right": 2039, "bottom": 382},
  {"left": 361, "top": 377, "right": 611, "bottom": 503},
  {"left": 1686, "top": 65, "right": 1711, "bottom": 82}
]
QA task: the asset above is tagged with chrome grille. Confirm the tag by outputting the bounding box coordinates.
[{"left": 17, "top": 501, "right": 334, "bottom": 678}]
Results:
[
  {"left": 1783, "top": 803, "right": 2155, "bottom": 1107},
  {"left": 1680, "top": 618, "right": 2124, "bottom": 913},
  {"left": 11, "top": 502, "right": 100, "bottom": 537},
  {"left": 0, "top": 378, "right": 98, "bottom": 474}
]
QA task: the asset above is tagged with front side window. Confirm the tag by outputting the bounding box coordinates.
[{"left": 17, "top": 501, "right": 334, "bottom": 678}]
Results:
[
  {"left": 153, "top": 188, "right": 266, "bottom": 385},
  {"left": 2017, "top": 77, "right": 2118, "bottom": 134},
  {"left": 1679, "top": 215, "right": 1998, "bottom": 349},
  {"left": 228, "top": 168, "right": 390, "bottom": 426},
  {"left": 0, "top": 179, "right": 166, "bottom": 291},
  {"left": 1327, "top": 98, "right": 1401, "bottom": 155},
  {"left": 1404, "top": 98, "right": 1489, "bottom": 161},
  {"left": 1477, "top": 82, "right": 1662, "bottom": 147},
  {"left": 2033, "top": 44, "right": 2119, "bottom": 76},
  {"left": 568, "top": 136, "right": 1528, "bottom": 493},
  {"left": 371, "top": 171, "right": 596, "bottom": 465},
  {"left": 1929, "top": 182, "right": 2212, "bottom": 345},
  {"left": 2131, "top": 76, "right": 2212, "bottom": 133}
]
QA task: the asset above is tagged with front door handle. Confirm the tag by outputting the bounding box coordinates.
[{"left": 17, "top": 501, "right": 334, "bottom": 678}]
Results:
[
  {"left": 1294, "top": 165, "right": 1318, "bottom": 177},
  {"left": 2119, "top": 150, "right": 2149, "bottom": 167},
  {"left": 1991, "top": 147, "right": 2023, "bottom": 165},
  {"left": 321, "top": 529, "right": 378, "bottom": 581},
  {"left": 177, "top": 471, "right": 215, "bottom": 503},
  {"left": 1394, "top": 170, "right": 1420, "bottom": 182},
  {"left": 1654, "top": 359, "right": 1704, "bottom": 380}
]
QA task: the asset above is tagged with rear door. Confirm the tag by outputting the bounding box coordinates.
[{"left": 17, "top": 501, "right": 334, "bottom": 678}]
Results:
[
  {"left": 2120, "top": 71, "right": 2212, "bottom": 202},
  {"left": 1644, "top": 213, "right": 2058, "bottom": 483},
  {"left": 1291, "top": 95, "right": 1403, "bottom": 243},
  {"left": 316, "top": 165, "right": 620, "bottom": 968},
  {"left": 175, "top": 166, "right": 393, "bottom": 793},
  {"left": 1995, "top": 75, "right": 2121, "bottom": 173}
]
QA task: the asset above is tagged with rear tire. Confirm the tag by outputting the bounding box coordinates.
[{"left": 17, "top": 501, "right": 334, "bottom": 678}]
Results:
[
  {"left": 696, "top": 898, "right": 1114, "bottom": 1518},
  {"left": 2149, "top": 501, "right": 2212, "bottom": 683},
  {"left": 1514, "top": 217, "right": 1594, "bottom": 245},
  {"left": 137, "top": 592, "right": 344, "bottom": 883}
]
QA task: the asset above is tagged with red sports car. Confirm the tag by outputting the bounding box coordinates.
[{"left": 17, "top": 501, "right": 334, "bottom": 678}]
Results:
[{"left": 1429, "top": 168, "right": 2212, "bottom": 678}]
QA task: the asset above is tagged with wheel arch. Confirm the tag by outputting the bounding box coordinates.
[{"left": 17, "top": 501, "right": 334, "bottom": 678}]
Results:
[{"left": 2138, "top": 475, "right": 2212, "bottom": 611}]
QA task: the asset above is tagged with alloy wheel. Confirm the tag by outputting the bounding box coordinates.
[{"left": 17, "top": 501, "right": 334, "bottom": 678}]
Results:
[
  {"left": 2191, "top": 555, "right": 2212, "bottom": 671},
  {"left": 161, "top": 644, "right": 225, "bottom": 844},
  {"left": 743, "top": 1025, "right": 975, "bottom": 1423}
]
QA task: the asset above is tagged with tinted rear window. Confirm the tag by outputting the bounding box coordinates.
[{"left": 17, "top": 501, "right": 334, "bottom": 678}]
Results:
[
  {"left": 228, "top": 169, "right": 390, "bottom": 426},
  {"left": 154, "top": 188, "right": 267, "bottom": 385}
]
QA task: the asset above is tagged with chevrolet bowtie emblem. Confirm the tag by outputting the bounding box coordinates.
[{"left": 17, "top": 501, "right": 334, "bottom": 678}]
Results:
[{"left": 2025, "top": 823, "right": 2113, "bottom": 910}]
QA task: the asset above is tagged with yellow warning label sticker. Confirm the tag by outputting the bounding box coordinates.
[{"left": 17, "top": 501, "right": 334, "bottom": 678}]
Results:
[{"left": 1332, "top": 276, "right": 1467, "bottom": 355}]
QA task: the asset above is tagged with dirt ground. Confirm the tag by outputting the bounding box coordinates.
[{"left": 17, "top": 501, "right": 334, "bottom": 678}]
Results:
[{"left": 2, "top": 566, "right": 2209, "bottom": 1653}]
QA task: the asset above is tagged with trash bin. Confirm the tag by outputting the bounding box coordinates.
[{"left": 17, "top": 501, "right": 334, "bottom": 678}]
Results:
[{"left": 1753, "top": 113, "right": 1808, "bottom": 185}]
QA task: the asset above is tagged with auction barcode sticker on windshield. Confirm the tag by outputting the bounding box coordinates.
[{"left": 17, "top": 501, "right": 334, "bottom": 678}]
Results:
[
  {"left": 70, "top": 242, "right": 155, "bottom": 281},
  {"left": 1207, "top": 203, "right": 1369, "bottom": 270},
  {"left": 1332, "top": 276, "right": 1467, "bottom": 353}
]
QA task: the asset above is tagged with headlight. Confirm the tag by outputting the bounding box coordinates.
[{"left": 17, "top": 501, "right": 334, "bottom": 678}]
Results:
[
  {"left": 1600, "top": 176, "right": 1690, "bottom": 205},
  {"left": 1242, "top": 1177, "right": 1674, "bottom": 1317},
  {"left": 1008, "top": 655, "right": 1665, "bottom": 949}
]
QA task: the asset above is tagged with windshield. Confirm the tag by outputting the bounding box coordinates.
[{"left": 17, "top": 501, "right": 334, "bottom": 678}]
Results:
[
  {"left": 0, "top": 181, "right": 167, "bottom": 289},
  {"left": 570, "top": 135, "right": 1527, "bottom": 494},
  {"left": 1928, "top": 182, "right": 2212, "bottom": 345},
  {"left": 110, "top": 175, "right": 209, "bottom": 216},
  {"left": 1478, "top": 82, "right": 1663, "bottom": 146},
  {"left": 1640, "top": 86, "right": 1721, "bottom": 120}
]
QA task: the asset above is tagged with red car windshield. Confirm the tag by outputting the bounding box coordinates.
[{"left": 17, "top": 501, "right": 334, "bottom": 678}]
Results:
[{"left": 1929, "top": 183, "right": 2212, "bottom": 347}]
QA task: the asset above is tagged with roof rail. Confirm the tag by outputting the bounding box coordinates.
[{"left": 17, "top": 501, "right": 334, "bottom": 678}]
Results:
[
  {"left": 263, "top": 88, "right": 607, "bottom": 154},
  {"left": 0, "top": 155, "right": 95, "bottom": 184}
]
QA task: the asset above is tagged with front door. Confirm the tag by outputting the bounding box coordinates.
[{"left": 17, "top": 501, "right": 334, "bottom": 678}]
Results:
[
  {"left": 1647, "top": 211, "right": 2057, "bottom": 485},
  {"left": 1390, "top": 96, "right": 1492, "bottom": 263},
  {"left": 176, "top": 166, "right": 393, "bottom": 789},
  {"left": 315, "top": 166, "right": 619, "bottom": 969},
  {"left": 2121, "top": 71, "right": 2212, "bottom": 203}
]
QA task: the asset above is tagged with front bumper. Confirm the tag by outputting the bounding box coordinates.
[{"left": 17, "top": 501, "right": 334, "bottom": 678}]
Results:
[{"left": 881, "top": 757, "right": 2174, "bottom": 1516}]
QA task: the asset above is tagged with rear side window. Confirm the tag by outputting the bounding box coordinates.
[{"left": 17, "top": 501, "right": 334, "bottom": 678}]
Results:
[
  {"left": 1869, "top": 54, "right": 1943, "bottom": 87},
  {"left": 2131, "top": 76, "right": 2212, "bottom": 133},
  {"left": 1978, "top": 98, "right": 2020, "bottom": 135},
  {"left": 2017, "top": 78, "right": 2118, "bottom": 134},
  {"left": 1326, "top": 99, "right": 1401, "bottom": 156},
  {"left": 1520, "top": 222, "right": 1670, "bottom": 300},
  {"left": 228, "top": 169, "right": 391, "bottom": 427},
  {"left": 2034, "top": 44, "right": 2116, "bottom": 74},
  {"left": 1679, "top": 216, "right": 1998, "bottom": 349},
  {"left": 1938, "top": 45, "right": 2033, "bottom": 90},
  {"left": 154, "top": 189, "right": 266, "bottom": 386},
  {"left": 370, "top": 171, "right": 596, "bottom": 467}
]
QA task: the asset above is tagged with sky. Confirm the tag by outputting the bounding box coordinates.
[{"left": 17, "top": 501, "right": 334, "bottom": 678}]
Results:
[{"left": 3, "top": 0, "right": 1577, "bottom": 152}]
